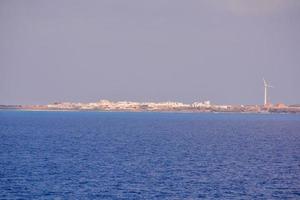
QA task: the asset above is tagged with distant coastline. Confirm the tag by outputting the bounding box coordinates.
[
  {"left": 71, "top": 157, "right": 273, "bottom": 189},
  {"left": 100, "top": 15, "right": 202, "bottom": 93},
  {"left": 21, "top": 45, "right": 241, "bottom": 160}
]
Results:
[{"left": 1, "top": 100, "right": 300, "bottom": 114}]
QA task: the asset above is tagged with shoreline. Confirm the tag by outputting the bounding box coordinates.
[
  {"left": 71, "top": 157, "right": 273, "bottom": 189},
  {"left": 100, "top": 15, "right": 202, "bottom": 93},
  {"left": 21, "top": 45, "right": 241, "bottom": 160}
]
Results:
[{"left": 1, "top": 108, "right": 299, "bottom": 114}]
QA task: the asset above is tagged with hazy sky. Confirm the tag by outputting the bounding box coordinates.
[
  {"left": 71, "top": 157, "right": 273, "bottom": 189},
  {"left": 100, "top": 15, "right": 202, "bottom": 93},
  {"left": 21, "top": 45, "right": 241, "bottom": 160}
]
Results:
[{"left": 1, "top": 0, "right": 300, "bottom": 105}]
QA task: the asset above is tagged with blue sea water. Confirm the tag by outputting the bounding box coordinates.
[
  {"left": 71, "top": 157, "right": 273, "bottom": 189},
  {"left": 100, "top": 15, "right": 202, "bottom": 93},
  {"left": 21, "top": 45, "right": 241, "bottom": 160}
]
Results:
[{"left": 0, "top": 111, "right": 300, "bottom": 199}]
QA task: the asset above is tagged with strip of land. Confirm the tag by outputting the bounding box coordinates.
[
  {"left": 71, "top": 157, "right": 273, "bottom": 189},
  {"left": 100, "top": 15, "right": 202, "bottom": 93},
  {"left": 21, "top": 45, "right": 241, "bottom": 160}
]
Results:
[{"left": 1, "top": 100, "right": 300, "bottom": 113}]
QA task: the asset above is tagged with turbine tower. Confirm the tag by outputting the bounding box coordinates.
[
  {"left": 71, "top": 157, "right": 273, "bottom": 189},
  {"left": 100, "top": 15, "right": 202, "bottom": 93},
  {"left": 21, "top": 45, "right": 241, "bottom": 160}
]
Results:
[{"left": 263, "top": 78, "right": 273, "bottom": 106}]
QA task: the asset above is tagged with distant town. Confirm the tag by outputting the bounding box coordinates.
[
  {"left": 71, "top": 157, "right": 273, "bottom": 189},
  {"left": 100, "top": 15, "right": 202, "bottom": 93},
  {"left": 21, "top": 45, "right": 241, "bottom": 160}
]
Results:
[
  {"left": 1, "top": 78, "right": 299, "bottom": 113},
  {"left": 1, "top": 100, "right": 300, "bottom": 113}
]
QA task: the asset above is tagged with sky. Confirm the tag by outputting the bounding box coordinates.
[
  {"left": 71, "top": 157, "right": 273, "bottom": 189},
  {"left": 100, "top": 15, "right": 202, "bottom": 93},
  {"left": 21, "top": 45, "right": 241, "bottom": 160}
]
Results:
[{"left": 1, "top": 0, "right": 300, "bottom": 105}]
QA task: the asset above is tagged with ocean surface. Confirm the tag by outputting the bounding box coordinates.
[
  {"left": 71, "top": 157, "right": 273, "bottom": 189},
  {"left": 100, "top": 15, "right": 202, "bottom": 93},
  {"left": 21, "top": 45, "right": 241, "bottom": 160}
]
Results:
[{"left": 0, "top": 111, "right": 300, "bottom": 199}]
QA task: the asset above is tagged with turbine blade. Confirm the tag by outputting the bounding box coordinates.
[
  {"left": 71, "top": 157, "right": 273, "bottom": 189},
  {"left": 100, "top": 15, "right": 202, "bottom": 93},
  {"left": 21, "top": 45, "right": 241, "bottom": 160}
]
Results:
[{"left": 263, "top": 78, "right": 267, "bottom": 86}]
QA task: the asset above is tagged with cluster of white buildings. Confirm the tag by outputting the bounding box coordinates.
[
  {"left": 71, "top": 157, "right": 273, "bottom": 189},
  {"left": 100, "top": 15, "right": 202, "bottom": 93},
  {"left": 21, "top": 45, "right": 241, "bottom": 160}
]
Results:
[
  {"left": 191, "top": 101, "right": 211, "bottom": 108},
  {"left": 46, "top": 99, "right": 216, "bottom": 111}
]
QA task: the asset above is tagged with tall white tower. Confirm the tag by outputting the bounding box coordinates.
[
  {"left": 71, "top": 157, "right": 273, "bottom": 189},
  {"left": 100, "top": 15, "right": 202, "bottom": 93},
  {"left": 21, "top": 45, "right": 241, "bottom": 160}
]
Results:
[{"left": 263, "top": 78, "right": 273, "bottom": 106}]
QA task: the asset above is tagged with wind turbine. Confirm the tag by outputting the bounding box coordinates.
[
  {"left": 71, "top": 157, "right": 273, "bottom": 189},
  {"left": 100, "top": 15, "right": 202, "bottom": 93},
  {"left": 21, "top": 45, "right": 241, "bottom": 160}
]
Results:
[{"left": 263, "top": 78, "right": 273, "bottom": 106}]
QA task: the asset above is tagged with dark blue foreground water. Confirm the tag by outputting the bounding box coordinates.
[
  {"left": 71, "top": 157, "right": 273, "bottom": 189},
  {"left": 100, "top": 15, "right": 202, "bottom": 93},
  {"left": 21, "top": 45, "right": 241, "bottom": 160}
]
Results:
[{"left": 0, "top": 111, "right": 300, "bottom": 199}]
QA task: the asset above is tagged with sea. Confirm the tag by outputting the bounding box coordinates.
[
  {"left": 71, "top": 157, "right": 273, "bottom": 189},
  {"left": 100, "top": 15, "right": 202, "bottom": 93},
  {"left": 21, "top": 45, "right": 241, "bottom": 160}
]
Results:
[{"left": 0, "top": 111, "right": 300, "bottom": 199}]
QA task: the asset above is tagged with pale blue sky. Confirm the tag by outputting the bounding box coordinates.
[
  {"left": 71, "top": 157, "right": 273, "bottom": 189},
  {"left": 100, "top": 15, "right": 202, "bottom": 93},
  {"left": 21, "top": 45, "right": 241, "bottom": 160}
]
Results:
[{"left": 1, "top": 0, "right": 300, "bottom": 105}]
